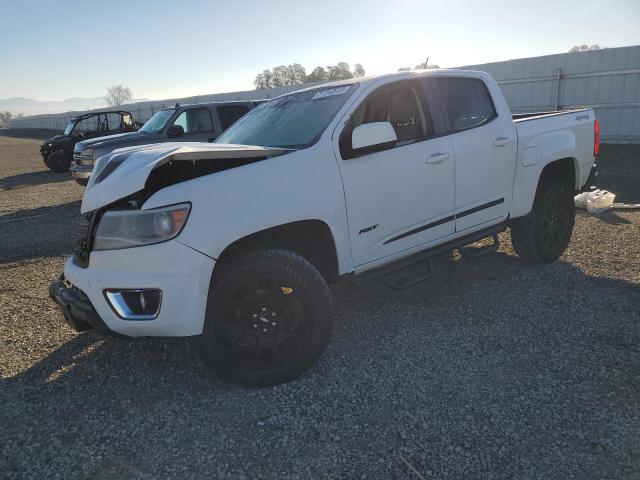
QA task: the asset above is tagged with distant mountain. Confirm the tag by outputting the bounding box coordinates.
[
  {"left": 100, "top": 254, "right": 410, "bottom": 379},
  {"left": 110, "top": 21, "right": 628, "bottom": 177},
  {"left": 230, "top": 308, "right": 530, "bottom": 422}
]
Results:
[{"left": 0, "top": 96, "right": 148, "bottom": 116}]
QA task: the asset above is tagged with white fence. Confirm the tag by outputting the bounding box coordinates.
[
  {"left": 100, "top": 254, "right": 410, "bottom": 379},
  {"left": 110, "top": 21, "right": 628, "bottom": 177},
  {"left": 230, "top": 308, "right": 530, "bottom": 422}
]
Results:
[{"left": 9, "top": 45, "right": 640, "bottom": 143}]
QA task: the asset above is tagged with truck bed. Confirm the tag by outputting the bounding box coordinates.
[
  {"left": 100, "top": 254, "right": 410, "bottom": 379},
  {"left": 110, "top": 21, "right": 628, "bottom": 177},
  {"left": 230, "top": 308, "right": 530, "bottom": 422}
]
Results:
[
  {"left": 512, "top": 109, "right": 590, "bottom": 122},
  {"left": 511, "top": 107, "right": 596, "bottom": 214}
]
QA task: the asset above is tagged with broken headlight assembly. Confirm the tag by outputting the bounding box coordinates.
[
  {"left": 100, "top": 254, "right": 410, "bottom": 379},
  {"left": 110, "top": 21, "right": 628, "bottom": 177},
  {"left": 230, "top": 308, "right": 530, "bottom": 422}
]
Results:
[{"left": 93, "top": 203, "right": 191, "bottom": 251}]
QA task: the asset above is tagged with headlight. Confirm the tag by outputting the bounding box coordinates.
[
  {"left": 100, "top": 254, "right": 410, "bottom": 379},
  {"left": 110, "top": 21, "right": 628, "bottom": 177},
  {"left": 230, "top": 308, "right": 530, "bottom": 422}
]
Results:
[{"left": 93, "top": 203, "right": 191, "bottom": 251}]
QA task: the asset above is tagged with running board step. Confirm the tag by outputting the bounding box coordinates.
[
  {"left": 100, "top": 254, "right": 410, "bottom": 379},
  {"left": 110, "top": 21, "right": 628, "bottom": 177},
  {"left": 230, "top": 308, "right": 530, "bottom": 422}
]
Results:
[
  {"left": 380, "top": 256, "right": 433, "bottom": 290},
  {"left": 355, "top": 223, "right": 506, "bottom": 290}
]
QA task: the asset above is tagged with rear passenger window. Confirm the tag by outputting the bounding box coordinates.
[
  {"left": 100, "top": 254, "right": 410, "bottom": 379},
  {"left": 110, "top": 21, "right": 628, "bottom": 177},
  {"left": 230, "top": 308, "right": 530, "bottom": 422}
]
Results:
[
  {"left": 217, "top": 105, "right": 250, "bottom": 131},
  {"left": 422, "top": 78, "right": 496, "bottom": 134}
]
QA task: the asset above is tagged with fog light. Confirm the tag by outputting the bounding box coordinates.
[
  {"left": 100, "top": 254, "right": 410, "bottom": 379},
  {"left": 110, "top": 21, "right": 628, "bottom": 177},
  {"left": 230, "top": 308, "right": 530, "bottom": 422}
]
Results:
[{"left": 104, "top": 289, "right": 162, "bottom": 320}]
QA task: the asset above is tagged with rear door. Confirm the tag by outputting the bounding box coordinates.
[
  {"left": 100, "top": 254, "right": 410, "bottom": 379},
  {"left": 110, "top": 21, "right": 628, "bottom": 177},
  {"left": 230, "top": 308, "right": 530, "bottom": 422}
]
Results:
[
  {"left": 168, "top": 107, "right": 217, "bottom": 142},
  {"left": 335, "top": 79, "right": 456, "bottom": 267},
  {"left": 424, "top": 77, "right": 517, "bottom": 231}
]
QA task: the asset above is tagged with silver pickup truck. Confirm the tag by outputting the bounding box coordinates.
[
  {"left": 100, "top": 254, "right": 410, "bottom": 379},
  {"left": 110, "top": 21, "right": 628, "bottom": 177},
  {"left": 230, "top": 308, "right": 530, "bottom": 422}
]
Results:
[{"left": 71, "top": 101, "right": 261, "bottom": 185}]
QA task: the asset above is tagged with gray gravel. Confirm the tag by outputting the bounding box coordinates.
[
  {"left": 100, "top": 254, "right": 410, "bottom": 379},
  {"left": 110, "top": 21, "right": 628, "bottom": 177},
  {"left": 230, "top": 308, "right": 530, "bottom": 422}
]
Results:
[{"left": 1, "top": 133, "right": 639, "bottom": 479}]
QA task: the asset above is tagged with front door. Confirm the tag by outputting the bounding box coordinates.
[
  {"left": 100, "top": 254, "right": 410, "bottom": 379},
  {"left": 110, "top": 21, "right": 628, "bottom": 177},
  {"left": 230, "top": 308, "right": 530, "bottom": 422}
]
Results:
[
  {"left": 334, "top": 80, "right": 456, "bottom": 267},
  {"left": 168, "top": 107, "right": 217, "bottom": 143}
]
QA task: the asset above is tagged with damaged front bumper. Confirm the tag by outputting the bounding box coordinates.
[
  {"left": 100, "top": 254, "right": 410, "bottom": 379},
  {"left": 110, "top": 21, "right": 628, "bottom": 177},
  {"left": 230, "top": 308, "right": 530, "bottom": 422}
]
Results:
[
  {"left": 48, "top": 276, "right": 120, "bottom": 336},
  {"left": 51, "top": 241, "right": 214, "bottom": 337}
]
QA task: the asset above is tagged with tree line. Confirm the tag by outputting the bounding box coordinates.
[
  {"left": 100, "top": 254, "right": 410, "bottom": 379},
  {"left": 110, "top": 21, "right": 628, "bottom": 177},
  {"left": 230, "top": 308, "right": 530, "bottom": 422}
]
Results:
[
  {"left": 0, "top": 111, "right": 24, "bottom": 126},
  {"left": 254, "top": 62, "right": 365, "bottom": 89}
]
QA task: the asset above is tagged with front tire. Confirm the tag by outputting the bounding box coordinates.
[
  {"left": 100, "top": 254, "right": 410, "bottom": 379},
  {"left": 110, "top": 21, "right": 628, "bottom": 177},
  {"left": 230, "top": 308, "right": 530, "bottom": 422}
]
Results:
[
  {"left": 510, "top": 182, "right": 576, "bottom": 263},
  {"left": 198, "top": 248, "right": 334, "bottom": 387},
  {"left": 44, "top": 150, "right": 71, "bottom": 173}
]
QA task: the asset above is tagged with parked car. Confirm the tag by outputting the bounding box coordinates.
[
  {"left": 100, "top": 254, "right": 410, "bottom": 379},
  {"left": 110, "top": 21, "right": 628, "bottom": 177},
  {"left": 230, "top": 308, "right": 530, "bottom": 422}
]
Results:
[
  {"left": 71, "top": 101, "right": 261, "bottom": 185},
  {"left": 50, "top": 69, "right": 598, "bottom": 387},
  {"left": 40, "top": 111, "right": 137, "bottom": 173}
]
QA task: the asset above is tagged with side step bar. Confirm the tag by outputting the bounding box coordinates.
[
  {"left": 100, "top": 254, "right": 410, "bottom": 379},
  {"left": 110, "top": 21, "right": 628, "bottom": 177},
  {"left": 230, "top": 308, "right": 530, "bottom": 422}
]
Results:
[{"left": 354, "top": 223, "right": 506, "bottom": 290}]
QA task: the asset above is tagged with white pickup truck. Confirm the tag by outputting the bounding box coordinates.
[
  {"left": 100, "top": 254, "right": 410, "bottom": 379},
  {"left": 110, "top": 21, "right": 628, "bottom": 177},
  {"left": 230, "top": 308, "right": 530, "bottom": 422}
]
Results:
[{"left": 50, "top": 69, "right": 599, "bottom": 386}]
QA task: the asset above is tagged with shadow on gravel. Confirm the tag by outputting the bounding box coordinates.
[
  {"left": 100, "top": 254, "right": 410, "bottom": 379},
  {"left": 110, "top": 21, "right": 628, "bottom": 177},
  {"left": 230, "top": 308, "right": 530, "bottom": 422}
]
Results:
[
  {"left": 1, "top": 248, "right": 639, "bottom": 478},
  {"left": 595, "top": 144, "right": 640, "bottom": 204},
  {"left": 595, "top": 211, "right": 633, "bottom": 225},
  {"left": 0, "top": 170, "right": 71, "bottom": 191},
  {"left": 0, "top": 201, "right": 81, "bottom": 264}
]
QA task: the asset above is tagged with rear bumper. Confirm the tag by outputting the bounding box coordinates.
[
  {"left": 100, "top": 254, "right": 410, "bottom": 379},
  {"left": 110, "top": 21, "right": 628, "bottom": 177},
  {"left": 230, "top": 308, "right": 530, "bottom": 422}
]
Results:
[
  {"left": 48, "top": 277, "right": 120, "bottom": 336},
  {"left": 71, "top": 163, "right": 93, "bottom": 179}
]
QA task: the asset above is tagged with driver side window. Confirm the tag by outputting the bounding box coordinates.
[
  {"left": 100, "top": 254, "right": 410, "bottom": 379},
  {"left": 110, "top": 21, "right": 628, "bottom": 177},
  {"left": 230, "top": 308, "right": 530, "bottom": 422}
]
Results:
[
  {"left": 172, "top": 108, "right": 214, "bottom": 134},
  {"left": 340, "top": 81, "right": 430, "bottom": 159}
]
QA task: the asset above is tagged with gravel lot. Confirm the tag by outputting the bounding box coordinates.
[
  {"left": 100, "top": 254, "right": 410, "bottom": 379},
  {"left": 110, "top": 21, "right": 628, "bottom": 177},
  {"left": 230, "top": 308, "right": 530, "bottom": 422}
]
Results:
[{"left": 1, "top": 131, "right": 639, "bottom": 479}]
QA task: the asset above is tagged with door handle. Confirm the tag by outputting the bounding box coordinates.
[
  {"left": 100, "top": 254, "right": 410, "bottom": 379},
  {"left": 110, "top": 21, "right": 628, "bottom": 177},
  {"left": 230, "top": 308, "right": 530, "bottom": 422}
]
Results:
[
  {"left": 493, "top": 137, "right": 513, "bottom": 147},
  {"left": 426, "top": 152, "right": 449, "bottom": 164}
]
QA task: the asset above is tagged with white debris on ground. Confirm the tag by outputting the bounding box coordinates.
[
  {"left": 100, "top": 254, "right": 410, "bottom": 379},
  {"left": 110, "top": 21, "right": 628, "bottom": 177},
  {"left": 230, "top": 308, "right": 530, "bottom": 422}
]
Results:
[
  {"left": 575, "top": 189, "right": 616, "bottom": 213},
  {"left": 575, "top": 188, "right": 640, "bottom": 213}
]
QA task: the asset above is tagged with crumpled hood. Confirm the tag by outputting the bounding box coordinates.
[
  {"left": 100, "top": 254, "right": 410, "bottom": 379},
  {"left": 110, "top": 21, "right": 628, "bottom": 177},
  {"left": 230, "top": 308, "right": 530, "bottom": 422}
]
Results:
[
  {"left": 75, "top": 131, "right": 146, "bottom": 152},
  {"left": 81, "top": 142, "right": 290, "bottom": 213}
]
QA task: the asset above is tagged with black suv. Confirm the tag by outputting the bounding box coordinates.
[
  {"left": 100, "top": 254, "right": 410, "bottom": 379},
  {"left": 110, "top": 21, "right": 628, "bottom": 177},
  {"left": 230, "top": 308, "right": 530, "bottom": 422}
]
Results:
[
  {"left": 71, "top": 101, "right": 262, "bottom": 186},
  {"left": 40, "top": 111, "right": 137, "bottom": 173}
]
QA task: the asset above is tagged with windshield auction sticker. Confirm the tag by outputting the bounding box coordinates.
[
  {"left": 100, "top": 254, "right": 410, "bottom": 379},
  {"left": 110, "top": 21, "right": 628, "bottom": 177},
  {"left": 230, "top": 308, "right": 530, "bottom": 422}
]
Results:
[{"left": 312, "top": 86, "right": 351, "bottom": 100}]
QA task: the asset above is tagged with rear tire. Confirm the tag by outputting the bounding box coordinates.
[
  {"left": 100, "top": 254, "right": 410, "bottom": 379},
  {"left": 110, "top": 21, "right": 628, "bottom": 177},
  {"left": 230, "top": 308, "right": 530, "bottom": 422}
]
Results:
[
  {"left": 510, "top": 182, "right": 575, "bottom": 263},
  {"left": 197, "top": 248, "right": 334, "bottom": 387},
  {"left": 44, "top": 150, "right": 71, "bottom": 173}
]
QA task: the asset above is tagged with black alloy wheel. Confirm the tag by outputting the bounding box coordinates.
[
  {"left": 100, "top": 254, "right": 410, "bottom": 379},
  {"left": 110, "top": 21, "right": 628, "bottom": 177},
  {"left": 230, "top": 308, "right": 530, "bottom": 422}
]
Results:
[
  {"left": 510, "top": 182, "right": 576, "bottom": 263},
  {"left": 198, "top": 248, "right": 333, "bottom": 387}
]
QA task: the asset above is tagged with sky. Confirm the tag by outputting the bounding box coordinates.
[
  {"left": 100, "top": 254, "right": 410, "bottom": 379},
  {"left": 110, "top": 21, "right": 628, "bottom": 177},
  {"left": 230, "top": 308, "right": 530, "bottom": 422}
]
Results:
[{"left": 1, "top": 0, "right": 639, "bottom": 101}]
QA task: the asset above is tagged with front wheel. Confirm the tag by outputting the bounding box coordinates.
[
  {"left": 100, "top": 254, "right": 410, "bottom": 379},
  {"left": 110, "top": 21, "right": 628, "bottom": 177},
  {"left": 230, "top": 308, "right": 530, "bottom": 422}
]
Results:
[
  {"left": 510, "top": 182, "right": 576, "bottom": 263},
  {"left": 197, "top": 248, "right": 334, "bottom": 387},
  {"left": 43, "top": 150, "right": 71, "bottom": 173}
]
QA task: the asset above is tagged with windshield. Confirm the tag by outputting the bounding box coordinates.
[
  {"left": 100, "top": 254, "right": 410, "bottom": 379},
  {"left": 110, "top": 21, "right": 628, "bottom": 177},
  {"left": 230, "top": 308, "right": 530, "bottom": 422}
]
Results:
[
  {"left": 140, "top": 109, "right": 175, "bottom": 134},
  {"left": 64, "top": 121, "right": 77, "bottom": 135},
  {"left": 216, "top": 84, "right": 358, "bottom": 148}
]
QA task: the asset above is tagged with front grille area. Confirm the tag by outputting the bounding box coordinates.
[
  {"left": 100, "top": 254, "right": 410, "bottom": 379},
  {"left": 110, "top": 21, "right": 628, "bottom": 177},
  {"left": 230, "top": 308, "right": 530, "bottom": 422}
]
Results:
[
  {"left": 73, "top": 151, "right": 83, "bottom": 164},
  {"left": 73, "top": 211, "right": 98, "bottom": 268}
]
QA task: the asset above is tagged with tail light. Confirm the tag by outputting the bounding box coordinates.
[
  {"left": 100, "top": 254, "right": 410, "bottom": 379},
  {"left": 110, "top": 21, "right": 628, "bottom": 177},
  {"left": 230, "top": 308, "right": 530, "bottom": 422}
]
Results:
[{"left": 594, "top": 119, "right": 600, "bottom": 156}]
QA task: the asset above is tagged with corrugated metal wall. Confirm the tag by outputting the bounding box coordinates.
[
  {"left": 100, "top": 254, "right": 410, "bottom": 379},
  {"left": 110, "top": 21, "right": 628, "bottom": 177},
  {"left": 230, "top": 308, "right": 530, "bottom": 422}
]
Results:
[
  {"left": 9, "top": 45, "right": 640, "bottom": 143},
  {"left": 462, "top": 45, "right": 640, "bottom": 143}
]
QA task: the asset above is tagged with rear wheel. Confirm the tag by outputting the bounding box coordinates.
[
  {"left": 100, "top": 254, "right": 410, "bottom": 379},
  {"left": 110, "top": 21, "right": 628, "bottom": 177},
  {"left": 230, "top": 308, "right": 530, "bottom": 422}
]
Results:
[
  {"left": 197, "top": 248, "right": 333, "bottom": 387},
  {"left": 44, "top": 150, "right": 71, "bottom": 173},
  {"left": 510, "top": 182, "right": 575, "bottom": 263}
]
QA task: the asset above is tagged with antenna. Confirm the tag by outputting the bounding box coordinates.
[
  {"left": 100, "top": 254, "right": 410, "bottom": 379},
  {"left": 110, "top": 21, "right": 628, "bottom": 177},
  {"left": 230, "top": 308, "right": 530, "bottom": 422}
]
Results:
[{"left": 425, "top": 57, "right": 429, "bottom": 68}]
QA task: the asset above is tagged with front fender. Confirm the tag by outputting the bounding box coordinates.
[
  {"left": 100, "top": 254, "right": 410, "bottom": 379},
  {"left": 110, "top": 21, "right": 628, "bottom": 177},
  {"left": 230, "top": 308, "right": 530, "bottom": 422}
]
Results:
[{"left": 142, "top": 144, "right": 354, "bottom": 275}]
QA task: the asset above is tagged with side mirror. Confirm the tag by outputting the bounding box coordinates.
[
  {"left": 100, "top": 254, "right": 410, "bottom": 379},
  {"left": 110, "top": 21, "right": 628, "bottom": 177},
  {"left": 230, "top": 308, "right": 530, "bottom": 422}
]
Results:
[
  {"left": 167, "top": 124, "right": 185, "bottom": 138},
  {"left": 352, "top": 122, "right": 397, "bottom": 152}
]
